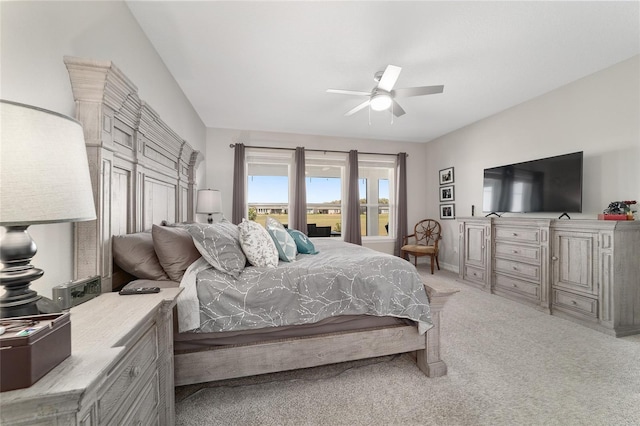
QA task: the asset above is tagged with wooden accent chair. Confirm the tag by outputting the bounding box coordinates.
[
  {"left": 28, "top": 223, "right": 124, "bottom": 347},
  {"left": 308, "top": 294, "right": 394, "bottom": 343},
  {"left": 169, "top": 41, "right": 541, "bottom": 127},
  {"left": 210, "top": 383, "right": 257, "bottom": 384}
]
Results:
[{"left": 401, "top": 219, "right": 442, "bottom": 274}]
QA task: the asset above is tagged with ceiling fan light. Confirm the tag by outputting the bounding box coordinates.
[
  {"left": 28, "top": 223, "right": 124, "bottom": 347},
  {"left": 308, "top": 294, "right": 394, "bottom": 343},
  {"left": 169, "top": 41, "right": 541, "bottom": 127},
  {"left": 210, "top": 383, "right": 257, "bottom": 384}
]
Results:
[{"left": 370, "top": 93, "right": 392, "bottom": 111}]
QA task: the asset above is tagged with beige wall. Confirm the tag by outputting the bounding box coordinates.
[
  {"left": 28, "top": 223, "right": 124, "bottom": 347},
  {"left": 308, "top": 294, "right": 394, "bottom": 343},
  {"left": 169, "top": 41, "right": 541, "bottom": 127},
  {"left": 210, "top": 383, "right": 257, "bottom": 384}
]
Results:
[
  {"left": 424, "top": 55, "right": 640, "bottom": 271},
  {"left": 1, "top": 1, "right": 207, "bottom": 297},
  {"left": 205, "top": 128, "right": 427, "bottom": 254}
]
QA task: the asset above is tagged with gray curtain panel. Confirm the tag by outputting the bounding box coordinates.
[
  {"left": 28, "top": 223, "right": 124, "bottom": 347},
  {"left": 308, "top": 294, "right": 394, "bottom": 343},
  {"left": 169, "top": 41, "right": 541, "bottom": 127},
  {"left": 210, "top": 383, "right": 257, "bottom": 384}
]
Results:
[
  {"left": 232, "top": 143, "right": 246, "bottom": 225},
  {"left": 344, "top": 150, "right": 362, "bottom": 245},
  {"left": 394, "top": 152, "right": 408, "bottom": 257},
  {"left": 291, "top": 147, "right": 308, "bottom": 233}
]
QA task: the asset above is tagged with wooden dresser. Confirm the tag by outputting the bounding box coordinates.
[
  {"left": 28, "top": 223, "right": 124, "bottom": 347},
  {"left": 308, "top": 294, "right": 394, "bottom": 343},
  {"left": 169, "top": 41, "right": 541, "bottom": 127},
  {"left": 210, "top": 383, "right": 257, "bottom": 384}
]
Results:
[
  {"left": 0, "top": 288, "right": 181, "bottom": 425},
  {"left": 459, "top": 217, "right": 640, "bottom": 336}
]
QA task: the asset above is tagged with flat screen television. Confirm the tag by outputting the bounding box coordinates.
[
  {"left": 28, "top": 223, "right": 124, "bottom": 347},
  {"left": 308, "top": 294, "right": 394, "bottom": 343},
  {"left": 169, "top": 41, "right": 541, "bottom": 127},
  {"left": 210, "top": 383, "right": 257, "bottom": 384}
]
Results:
[{"left": 483, "top": 151, "right": 583, "bottom": 214}]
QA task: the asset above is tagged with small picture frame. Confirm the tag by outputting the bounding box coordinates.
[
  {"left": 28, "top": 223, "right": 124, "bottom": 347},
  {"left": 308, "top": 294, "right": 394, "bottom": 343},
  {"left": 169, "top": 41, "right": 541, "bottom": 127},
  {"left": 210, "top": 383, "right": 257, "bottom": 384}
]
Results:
[
  {"left": 439, "top": 185, "right": 455, "bottom": 202},
  {"left": 440, "top": 204, "right": 455, "bottom": 220},
  {"left": 439, "top": 167, "right": 454, "bottom": 185}
]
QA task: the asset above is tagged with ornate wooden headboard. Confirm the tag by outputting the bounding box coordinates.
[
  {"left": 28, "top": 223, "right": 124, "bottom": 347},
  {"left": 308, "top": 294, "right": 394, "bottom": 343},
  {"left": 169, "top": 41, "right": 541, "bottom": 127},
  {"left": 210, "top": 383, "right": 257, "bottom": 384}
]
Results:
[{"left": 64, "top": 56, "right": 203, "bottom": 292}]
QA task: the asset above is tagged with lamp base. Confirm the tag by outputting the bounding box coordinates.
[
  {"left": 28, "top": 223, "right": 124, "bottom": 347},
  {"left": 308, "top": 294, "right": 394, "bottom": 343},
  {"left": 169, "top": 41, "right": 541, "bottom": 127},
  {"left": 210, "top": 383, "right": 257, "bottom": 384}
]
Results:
[{"left": 0, "top": 226, "right": 44, "bottom": 318}]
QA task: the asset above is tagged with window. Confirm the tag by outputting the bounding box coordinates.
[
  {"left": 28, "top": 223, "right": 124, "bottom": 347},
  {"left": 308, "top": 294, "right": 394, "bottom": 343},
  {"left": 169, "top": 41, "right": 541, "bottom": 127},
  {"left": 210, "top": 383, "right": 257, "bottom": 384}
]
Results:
[
  {"left": 246, "top": 149, "right": 293, "bottom": 227},
  {"left": 305, "top": 151, "right": 346, "bottom": 236},
  {"left": 359, "top": 155, "right": 395, "bottom": 237},
  {"left": 244, "top": 149, "right": 396, "bottom": 239}
]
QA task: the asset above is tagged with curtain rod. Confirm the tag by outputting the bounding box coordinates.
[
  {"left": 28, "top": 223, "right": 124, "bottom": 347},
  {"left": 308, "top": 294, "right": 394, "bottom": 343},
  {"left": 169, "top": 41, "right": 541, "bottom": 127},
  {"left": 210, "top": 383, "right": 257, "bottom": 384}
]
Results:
[{"left": 228, "top": 143, "right": 406, "bottom": 157}]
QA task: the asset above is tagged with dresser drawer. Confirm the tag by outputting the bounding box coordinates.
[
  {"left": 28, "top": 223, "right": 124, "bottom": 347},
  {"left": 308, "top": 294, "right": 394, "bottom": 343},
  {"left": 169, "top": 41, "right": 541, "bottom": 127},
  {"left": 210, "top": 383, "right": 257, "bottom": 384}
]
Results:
[
  {"left": 494, "top": 242, "right": 540, "bottom": 264},
  {"left": 119, "top": 371, "right": 159, "bottom": 426},
  {"left": 494, "top": 258, "right": 540, "bottom": 282},
  {"left": 464, "top": 265, "right": 485, "bottom": 284},
  {"left": 494, "top": 274, "right": 540, "bottom": 299},
  {"left": 495, "top": 227, "right": 540, "bottom": 244},
  {"left": 553, "top": 289, "right": 598, "bottom": 318},
  {"left": 98, "top": 325, "right": 158, "bottom": 424}
]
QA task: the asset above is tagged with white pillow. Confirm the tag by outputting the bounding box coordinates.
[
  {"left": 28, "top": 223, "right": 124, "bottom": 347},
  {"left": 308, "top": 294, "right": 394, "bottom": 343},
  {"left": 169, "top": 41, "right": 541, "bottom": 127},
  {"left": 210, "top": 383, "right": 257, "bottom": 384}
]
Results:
[
  {"left": 237, "top": 219, "right": 279, "bottom": 268},
  {"left": 265, "top": 217, "right": 298, "bottom": 262}
]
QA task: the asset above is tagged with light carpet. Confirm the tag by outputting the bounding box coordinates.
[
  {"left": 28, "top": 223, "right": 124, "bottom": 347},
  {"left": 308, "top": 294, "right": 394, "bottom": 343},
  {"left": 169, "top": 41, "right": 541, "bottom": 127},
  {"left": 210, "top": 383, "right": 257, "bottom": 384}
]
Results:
[{"left": 175, "top": 268, "right": 640, "bottom": 426}]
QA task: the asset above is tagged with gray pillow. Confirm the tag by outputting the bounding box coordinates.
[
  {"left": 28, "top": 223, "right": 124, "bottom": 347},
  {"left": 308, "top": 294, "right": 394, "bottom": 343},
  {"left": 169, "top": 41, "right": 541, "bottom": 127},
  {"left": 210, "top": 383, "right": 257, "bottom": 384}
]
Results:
[
  {"left": 152, "top": 225, "right": 202, "bottom": 282},
  {"left": 180, "top": 221, "right": 246, "bottom": 278},
  {"left": 112, "top": 232, "right": 170, "bottom": 280}
]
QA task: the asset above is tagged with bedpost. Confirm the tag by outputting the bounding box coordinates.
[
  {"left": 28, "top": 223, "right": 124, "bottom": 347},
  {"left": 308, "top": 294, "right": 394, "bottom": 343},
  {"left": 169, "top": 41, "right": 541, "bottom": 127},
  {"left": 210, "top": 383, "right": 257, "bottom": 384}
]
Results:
[{"left": 416, "top": 282, "right": 458, "bottom": 377}]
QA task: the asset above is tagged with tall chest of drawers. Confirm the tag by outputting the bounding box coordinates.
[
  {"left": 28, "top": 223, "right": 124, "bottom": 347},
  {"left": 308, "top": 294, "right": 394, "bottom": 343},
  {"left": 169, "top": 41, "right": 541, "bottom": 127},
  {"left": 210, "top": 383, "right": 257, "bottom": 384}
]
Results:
[{"left": 0, "top": 288, "right": 181, "bottom": 425}]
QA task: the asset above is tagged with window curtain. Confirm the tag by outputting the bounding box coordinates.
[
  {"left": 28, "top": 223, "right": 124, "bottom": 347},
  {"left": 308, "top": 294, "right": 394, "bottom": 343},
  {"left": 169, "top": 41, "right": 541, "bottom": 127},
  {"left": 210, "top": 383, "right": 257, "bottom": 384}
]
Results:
[
  {"left": 344, "top": 150, "right": 362, "bottom": 245},
  {"left": 394, "top": 152, "right": 408, "bottom": 257},
  {"left": 231, "top": 143, "right": 246, "bottom": 225},
  {"left": 291, "top": 147, "right": 308, "bottom": 233}
]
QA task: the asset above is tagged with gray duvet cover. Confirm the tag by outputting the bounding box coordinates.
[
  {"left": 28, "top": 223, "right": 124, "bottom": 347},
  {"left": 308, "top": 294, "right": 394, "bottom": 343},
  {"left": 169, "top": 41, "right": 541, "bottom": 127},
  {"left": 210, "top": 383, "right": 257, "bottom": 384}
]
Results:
[{"left": 193, "top": 238, "right": 433, "bottom": 334}]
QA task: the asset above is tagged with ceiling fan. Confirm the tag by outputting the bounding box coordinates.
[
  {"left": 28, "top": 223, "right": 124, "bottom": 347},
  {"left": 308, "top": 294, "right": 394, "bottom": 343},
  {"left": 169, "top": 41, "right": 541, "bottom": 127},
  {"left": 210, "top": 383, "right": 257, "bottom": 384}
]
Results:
[{"left": 326, "top": 65, "right": 444, "bottom": 117}]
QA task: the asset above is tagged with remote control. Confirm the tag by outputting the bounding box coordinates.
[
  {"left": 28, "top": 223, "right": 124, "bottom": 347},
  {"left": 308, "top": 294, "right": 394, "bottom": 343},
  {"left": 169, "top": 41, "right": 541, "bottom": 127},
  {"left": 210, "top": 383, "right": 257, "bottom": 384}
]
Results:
[{"left": 119, "top": 287, "right": 161, "bottom": 295}]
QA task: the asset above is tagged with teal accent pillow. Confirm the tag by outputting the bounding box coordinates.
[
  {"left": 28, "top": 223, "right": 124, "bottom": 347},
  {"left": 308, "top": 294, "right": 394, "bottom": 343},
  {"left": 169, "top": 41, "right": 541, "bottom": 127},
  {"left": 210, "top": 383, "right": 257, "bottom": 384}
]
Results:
[
  {"left": 265, "top": 217, "right": 297, "bottom": 262},
  {"left": 287, "top": 229, "right": 318, "bottom": 255}
]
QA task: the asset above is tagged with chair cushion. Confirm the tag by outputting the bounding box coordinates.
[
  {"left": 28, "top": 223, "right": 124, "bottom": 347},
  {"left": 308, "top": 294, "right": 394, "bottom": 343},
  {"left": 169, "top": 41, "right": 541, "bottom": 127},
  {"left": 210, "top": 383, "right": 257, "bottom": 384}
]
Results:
[{"left": 401, "top": 244, "right": 437, "bottom": 254}]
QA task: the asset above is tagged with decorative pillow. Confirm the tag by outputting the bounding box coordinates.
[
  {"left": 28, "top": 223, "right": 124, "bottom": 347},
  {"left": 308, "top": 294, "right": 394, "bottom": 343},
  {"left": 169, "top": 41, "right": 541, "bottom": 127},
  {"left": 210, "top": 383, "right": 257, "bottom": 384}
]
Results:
[
  {"left": 287, "top": 229, "right": 319, "bottom": 255},
  {"left": 181, "top": 221, "right": 246, "bottom": 278},
  {"left": 151, "top": 225, "right": 202, "bottom": 282},
  {"left": 265, "top": 217, "right": 297, "bottom": 262},
  {"left": 112, "top": 232, "right": 170, "bottom": 280},
  {"left": 237, "top": 219, "right": 279, "bottom": 268}
]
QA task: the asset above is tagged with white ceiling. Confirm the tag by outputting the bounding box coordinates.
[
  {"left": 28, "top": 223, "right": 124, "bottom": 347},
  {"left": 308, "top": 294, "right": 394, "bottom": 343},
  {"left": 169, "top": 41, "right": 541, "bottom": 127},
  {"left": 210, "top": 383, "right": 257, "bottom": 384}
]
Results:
[{"left": 126, "top": 1, "right": 640, "bottom": 143}]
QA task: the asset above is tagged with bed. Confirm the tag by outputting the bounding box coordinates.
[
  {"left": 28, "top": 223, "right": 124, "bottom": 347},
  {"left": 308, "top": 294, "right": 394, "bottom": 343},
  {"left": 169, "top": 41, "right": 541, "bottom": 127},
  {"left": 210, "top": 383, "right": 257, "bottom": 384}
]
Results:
[{"left": 65, "top": 55, "right": 457, "bottom": 387}]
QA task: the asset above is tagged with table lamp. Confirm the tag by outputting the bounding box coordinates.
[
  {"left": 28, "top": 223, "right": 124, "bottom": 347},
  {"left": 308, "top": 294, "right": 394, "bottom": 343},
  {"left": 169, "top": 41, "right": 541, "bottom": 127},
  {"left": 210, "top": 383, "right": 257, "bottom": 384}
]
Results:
[
  {"left": 0, "top": 100, "right": 96, "bottom": 318},
  {"left": 196, "top": 189, "right": 222, "bottom": 223}
]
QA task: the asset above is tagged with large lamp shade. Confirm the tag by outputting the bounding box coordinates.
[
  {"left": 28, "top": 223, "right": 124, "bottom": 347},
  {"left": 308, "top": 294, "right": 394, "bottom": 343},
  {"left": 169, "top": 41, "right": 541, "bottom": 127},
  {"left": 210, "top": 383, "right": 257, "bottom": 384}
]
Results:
[
  {"left": 0, "top": 100, "right": 96, "bottom": 225},
  {"left": 0, "top": 100, "right": 96, "bottom": 317}
]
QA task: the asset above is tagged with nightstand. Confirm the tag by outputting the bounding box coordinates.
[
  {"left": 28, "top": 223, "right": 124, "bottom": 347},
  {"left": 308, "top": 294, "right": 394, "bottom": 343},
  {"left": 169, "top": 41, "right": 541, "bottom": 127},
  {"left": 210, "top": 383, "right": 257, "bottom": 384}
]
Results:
[{"left": 0, "top": 288, "right": 181, "bottom": 425}]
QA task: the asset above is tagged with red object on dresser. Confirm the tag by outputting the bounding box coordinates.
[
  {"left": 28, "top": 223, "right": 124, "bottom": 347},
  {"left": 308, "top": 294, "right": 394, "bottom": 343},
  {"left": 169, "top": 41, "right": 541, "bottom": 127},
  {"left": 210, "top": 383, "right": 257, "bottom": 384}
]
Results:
[{"left": 597, "top": 214, "right": 631, "bottom": 220}]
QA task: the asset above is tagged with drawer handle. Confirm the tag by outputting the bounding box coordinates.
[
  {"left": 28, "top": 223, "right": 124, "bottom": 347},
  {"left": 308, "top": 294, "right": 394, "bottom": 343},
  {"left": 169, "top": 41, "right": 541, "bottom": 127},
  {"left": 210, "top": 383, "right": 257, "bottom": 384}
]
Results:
[
  {"left": 130, "top": 366, "right": 141, "bottom": 378},
  {"left": 512, "top": 284, "right": 517, "bottom": 288},
  {"left": 512, "top": 233, "right": 518, "bottom": 236},
  {"left": 552, "top": 256, "right": 558, "bottom": 261},
  {"left": 512, "top": 266, "right": 518, "bottom": 270},
  {"left": 512, "top": 250, "right": 519, "bottom": 254},
  {"left": 571, "top": 300, "right": 577, "bottom": 305}
]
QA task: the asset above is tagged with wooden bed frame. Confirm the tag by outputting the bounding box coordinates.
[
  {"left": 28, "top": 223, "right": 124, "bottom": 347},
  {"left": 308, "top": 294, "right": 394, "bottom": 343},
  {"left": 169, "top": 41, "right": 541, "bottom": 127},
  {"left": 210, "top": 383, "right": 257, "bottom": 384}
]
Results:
[{"left": 65, "top": 56, "right": 457, "bottom": 387}]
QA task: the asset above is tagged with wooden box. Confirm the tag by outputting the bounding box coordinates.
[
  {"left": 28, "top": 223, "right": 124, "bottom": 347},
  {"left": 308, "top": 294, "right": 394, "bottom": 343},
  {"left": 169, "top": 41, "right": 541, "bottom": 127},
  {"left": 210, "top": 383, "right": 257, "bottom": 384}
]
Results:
[{"left": 0, "top": 313, "right": 71, "bottom": 392}]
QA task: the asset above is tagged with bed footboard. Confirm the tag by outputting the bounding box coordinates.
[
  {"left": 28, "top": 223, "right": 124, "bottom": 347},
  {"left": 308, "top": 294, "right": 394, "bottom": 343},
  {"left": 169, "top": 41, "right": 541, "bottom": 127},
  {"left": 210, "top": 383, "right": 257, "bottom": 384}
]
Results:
[{"left": 174, "top": 281, "right": 458, "bottom": 386}]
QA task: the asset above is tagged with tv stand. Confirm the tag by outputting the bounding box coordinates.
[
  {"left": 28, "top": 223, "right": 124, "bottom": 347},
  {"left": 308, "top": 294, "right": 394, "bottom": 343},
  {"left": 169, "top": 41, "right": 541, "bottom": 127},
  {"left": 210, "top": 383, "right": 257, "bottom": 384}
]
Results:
[
  {"left": 558, "top": 212, "right": 571, "bottom": 219},
  {"left": 458, "top": 217, "right": 640, "bottom": 337},
  {"left": 484, "top": 212, "right": 502, "bottom": 218}
]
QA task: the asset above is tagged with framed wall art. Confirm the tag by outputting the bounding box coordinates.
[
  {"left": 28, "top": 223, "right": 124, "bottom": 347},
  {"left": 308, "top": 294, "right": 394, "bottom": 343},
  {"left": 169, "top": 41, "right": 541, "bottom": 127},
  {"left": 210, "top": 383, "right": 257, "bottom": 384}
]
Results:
[
  {"left": 439, "top": 185, "right": 454, "bottom": 202},
  {"left": 440, "top": 204, "right": 455, "bottom": 220},
  {"left": 439, "top": 167, "right": 454, "bottom": 185}
]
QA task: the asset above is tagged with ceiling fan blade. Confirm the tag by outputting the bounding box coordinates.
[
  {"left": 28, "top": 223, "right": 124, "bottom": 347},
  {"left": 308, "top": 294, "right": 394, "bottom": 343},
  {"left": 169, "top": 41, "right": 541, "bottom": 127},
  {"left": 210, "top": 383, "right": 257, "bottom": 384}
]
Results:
[
  {"left": 345, "top": 100, "right": 371, "bottom": 116},
  {"left": 377, "top": 65, "right": 402, "bottom": 92},
  {"left": 326, "top": 89, "right": 371, "bottom": 96},
  {"left": 392, "top": 100, "right": 406, "bottom": 117},
  {"left": 392, "top": 85, "right": 444, "bottom": 98}
]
